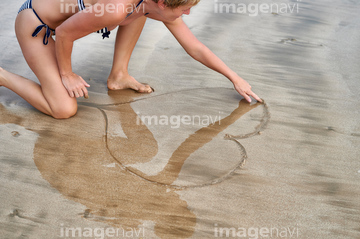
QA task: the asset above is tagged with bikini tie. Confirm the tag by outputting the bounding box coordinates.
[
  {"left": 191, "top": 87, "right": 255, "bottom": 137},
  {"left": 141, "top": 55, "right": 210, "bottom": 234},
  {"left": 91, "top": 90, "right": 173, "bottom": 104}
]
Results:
[
  {"left": 32, "top": 24, "right": 53, "bottom": 45},
  {"left": 31, "top": 9, "right": 54, "bottom": 45}
]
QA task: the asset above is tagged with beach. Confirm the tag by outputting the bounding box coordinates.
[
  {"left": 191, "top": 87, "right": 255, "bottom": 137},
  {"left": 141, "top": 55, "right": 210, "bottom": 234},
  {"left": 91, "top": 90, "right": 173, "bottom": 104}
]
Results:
[{"left": 1, "top": 0, "right": 360, "bottom": 238}]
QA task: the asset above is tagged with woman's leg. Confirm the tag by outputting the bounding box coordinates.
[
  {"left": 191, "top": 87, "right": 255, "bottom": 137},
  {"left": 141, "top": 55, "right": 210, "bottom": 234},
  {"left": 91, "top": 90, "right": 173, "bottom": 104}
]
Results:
[
  {"left": 107, "top": 16, "right": 153, "bottom": 93},
  {"left": 0, "top": 10, "right": 77, "bottom": 119}
]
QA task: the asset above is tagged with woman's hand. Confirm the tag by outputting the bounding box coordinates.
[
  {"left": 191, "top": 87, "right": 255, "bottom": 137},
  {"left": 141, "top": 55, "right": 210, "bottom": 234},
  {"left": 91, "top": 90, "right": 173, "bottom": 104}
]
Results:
[
  {"left": 164, "top": 18, "right": 263, "bottom": 103},
  {"left": 61, "top": 72, "right": 90, "bottom": 98},
  {"left": 232, "top": 76, "right": 262, "bottom": 103}
]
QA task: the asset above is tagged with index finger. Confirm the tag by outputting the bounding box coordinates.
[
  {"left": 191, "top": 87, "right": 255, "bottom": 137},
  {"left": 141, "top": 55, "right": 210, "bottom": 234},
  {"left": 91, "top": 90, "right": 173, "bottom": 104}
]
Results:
[
  {"left": 82, "top": 87, "right": 89, "bottom": 99},
  {"left": 250, "top": 91, "right": 262, "bottom": 103}
]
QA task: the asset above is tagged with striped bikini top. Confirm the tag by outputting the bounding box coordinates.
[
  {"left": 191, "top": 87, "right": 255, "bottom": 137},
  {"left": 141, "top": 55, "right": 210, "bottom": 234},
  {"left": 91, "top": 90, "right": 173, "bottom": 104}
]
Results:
[{"left": 77, "top": 0, "right": 146, "bottom": 39}]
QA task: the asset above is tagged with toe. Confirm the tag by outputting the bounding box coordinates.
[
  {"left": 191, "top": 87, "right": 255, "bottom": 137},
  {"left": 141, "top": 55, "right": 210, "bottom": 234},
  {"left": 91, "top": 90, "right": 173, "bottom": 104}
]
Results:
[{"left": 137, "top": 84, "right": 154, "bottom": 93}]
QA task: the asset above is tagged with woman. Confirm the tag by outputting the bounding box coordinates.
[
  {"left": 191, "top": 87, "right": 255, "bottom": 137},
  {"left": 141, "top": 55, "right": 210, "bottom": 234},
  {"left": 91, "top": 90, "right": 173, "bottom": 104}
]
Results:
[{"left": 0, "top": 0, "right": 261, "bottom": 119}]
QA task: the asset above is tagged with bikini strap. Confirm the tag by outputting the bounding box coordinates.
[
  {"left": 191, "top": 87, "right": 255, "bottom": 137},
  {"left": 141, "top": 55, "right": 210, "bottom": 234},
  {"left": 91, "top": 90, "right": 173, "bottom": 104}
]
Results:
[
  {"left": 78, "top": 0, "right": 86, "bottom": 11},
  {"left": 126, "top": 0, "right": 145, "bottom": 18}
]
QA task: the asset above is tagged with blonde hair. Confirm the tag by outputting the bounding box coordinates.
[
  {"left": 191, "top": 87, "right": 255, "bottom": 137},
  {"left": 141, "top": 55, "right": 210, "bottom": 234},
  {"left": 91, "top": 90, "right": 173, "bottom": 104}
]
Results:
[{"left": 152, "top": 0, "right": 201, "bottom": 9}]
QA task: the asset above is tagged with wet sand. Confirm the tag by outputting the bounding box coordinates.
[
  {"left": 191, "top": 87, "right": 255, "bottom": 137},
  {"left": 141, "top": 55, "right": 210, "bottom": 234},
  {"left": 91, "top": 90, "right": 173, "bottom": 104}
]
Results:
[{"left": 1, "top": 0, "right": 360, "bottom": 238}]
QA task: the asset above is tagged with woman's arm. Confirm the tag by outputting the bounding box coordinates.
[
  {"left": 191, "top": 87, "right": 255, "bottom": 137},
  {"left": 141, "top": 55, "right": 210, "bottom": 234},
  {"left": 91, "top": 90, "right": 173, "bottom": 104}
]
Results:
[
  {"left": 164, "top": 18, "right": 261, "bottom": 103},
  {"left": 55, "top": 0, "right": 131, "bottom": 98}
]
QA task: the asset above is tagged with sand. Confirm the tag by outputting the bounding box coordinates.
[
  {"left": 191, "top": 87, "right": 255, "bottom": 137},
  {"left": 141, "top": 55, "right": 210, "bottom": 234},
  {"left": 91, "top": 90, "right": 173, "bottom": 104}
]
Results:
[{"left": 1, "top": 0, "right": 360, "bottom": 238}]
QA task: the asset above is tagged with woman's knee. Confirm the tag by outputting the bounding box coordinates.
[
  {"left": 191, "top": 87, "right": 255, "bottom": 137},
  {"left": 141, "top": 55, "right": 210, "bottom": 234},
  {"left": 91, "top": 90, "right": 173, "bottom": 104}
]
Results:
[{"left": 51, "top": 103, "right": 78, "bottom": 119}]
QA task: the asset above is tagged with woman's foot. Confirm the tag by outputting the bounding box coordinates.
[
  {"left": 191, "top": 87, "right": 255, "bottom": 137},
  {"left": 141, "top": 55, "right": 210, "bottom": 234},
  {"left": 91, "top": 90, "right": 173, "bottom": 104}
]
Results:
[{"left": 107, "top": 73, "right": 153, "bottom": 93}]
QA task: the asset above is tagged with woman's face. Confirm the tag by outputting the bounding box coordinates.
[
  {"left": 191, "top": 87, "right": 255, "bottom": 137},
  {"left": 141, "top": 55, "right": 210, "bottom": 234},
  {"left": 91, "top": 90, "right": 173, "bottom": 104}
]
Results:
[{"left": 159, "top": 3, "right": 194, "bottom": 21}]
